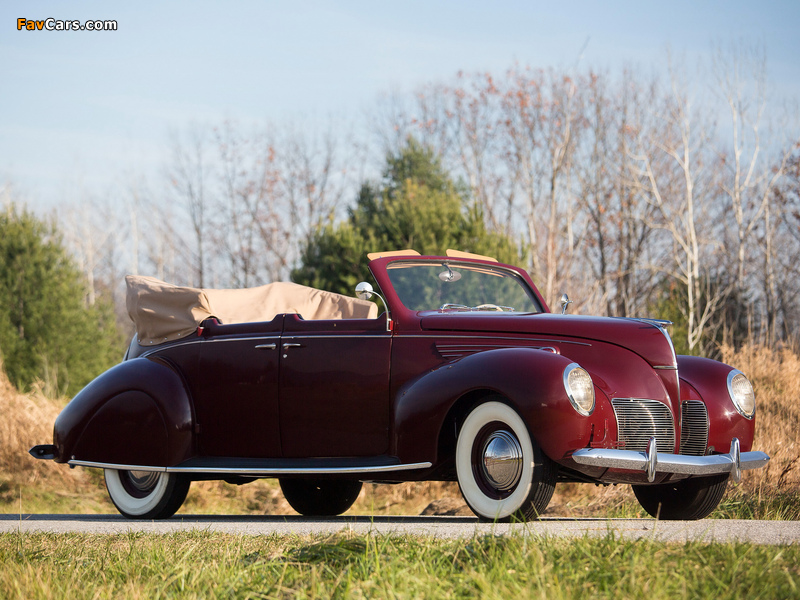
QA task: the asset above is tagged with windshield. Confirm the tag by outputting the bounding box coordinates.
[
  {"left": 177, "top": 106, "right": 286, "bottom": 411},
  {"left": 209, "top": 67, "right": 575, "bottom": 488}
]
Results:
[{"left": 386, "top": 261, "right": 541, "bottom": 313}]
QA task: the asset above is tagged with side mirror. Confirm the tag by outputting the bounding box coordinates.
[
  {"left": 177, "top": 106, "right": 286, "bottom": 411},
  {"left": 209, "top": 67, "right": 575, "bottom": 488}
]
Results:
[
  {"left": 560, "top": 293, "right": 573, "bottom": 315},
  {"left": 355, "top": 281, "right": 374, "bottom": 301},
  {"left": 355, "top": 281, "right": 392, "bottom": 331}
]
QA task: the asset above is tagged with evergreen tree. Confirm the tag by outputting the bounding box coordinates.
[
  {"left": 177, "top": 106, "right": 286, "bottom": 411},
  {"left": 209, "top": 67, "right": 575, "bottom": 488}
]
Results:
[
  {"left": 292, "top": 138, "right": 524, "bottom": 295},
  {"left": 0, "top": 204, "right": 123, "bottom": 396}
]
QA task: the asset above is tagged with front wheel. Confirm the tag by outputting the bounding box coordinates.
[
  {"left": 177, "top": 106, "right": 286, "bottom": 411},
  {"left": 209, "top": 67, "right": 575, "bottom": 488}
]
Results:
[
  {"left": 455, "top": 400, "right": 556, "bottom": 521},
  {"left": 632, "top": 473, "right": 729, "bottom": 520},
  {"left": 104, "top": 469, "right": 190, "bottom": 519},
  {"left": 279, "top": 479, "right": 363, "bottom": 516}
]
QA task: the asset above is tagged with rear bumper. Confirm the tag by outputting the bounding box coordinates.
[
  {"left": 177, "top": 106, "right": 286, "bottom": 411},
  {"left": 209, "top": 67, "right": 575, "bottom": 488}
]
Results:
[{"left": 571, "top": 438, "right": 769, "bottom": 482}]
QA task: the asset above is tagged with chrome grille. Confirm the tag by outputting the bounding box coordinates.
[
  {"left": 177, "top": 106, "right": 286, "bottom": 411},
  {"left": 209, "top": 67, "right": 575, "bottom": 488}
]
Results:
[
  {"left": 611, "top": 398, "right": 675, "bottom": 453},
  {"left": 680, "top": 400, "right": 709, "bottom": 456}
]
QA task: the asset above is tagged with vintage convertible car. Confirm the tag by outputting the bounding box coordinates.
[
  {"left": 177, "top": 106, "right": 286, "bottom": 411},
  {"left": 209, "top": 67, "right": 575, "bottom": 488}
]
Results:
[{"left": 31, "top": 249, "right": 769, "bottom": 521}]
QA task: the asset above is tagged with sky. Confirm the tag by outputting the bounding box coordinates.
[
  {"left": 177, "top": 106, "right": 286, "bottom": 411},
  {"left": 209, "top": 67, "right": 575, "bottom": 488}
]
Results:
[{"left": 1, "top": 0, "right": 798, "bottom": 208}]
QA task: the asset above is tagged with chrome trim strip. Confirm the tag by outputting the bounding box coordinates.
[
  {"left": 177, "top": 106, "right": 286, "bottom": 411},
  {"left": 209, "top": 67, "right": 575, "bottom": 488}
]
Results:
[
  {"left": 204, "top": 336, "right": 281, "bottom": 342},
  {"left": 167, "top": 461, "right": 433, "bottom": 475},
  {"left": 400, "top": 334, "right": 592, "bottom": 347},
  {"left": 435, "top": 342, "right": 560, "bottom": 359},
  {"left": 280, "top": 335, "right": 391, "bottom": 340},
  {"left": 653, "top": 365, "right": 678, "bottom": 370},
  {"left": 633, "top": 318, "right": 677, "bottom": 368},
  {"left": 137, "top": 334, "right": 391, "bottom": 358},
  {"left": 138, "top": 336, "right": 281, "bottom": 357},
  {"left": 572, "top": 440, "right": 769, "bottom": 477},
  {"left": 69, "top": 460, "right": 167, "bottom": 472},
  {"left": 68, "top": 460, "right": 433, "bottom": 475}
]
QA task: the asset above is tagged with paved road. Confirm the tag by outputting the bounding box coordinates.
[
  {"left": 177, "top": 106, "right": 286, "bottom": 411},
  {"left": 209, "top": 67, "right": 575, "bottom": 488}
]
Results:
[{"left": 1, "top": 514, "right": 796, "bottom": 544}]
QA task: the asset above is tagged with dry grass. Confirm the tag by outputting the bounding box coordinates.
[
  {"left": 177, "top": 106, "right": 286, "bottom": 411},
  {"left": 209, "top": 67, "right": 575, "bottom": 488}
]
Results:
[
  {"left": 721, "top": 344, "right": 800, "bottom": 492},
  {"left": 0, "top": 363, "right": 102, "bottom": 510},
  {"left": 1, "top": 345, "right": 798, "bottom": 517}
]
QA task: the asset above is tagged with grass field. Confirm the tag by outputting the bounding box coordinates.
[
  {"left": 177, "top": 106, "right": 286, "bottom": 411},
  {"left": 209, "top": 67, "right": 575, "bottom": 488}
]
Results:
[
  {"left": 2, "top": 530, "right": 799, "bottom": 599},
  {"left": 2, "top": 344, "right": 799, "bottom": 520}
]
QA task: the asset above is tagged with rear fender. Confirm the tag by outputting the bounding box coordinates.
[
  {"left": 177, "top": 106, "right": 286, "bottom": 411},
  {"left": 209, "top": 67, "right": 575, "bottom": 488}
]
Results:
[
  {"left": 678, "top": 355, "right": 755, "bottom": 451},
  {"left": 393, "top": 348, "right": 600, "bottom": 464},
  {"left": 53, "top": 358, "right": 194, "bottom": 467}
]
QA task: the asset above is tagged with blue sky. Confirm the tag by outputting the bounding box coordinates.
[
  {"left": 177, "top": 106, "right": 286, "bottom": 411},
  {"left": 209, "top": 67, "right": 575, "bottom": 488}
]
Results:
[{"left": 1, "top": 1, "right": 798, "bottom": 207}]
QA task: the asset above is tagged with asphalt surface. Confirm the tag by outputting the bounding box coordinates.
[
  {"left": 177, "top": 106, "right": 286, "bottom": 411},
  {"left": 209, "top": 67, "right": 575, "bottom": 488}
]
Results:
[{"left": 1, "top": 514, "right": 796, "bottom": 544}]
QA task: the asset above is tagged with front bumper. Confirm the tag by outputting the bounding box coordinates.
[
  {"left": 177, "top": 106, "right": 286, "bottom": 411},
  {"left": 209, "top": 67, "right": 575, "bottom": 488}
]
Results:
[{"left": 572, "top": 438, "right": 769, "bottom": 483}]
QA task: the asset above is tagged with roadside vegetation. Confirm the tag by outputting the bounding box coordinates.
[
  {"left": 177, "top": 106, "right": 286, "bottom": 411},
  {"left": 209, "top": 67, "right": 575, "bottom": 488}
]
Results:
[
  {"left": 0, "top": 204, "right": 123, "bottom": 398},
  {"left": 1, "top": 530, "right": 799, "bottom": 599}
]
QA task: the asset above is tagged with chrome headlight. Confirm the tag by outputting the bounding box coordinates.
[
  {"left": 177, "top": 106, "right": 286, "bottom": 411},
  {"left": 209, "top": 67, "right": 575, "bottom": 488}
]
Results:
[
  {"left": 727, "top": 370, "right": 755, "bottom": 419},
  {"left": 564, "top": 363, "right": 595, "bottom": 416}
]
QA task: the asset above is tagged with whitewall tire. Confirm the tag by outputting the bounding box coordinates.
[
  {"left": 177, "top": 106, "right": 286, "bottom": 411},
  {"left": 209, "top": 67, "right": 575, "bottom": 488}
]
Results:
[
  {"left": 455, "top": 400, "right": 556, "bottom": 521},
  {"left": 104, "top": 469, "right": 190, "bottom": 519}
]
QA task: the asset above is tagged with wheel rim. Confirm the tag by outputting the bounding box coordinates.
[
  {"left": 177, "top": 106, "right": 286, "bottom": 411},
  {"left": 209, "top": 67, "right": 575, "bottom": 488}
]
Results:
[
  {"left": 473, "top": 426, "right": 523, "bottom": 498},
  {"left": 121, "top": 470, "right": 161, "bottom": 498},
  {"left": 105, "top": 469, "right": 171, "bottom": 517}
]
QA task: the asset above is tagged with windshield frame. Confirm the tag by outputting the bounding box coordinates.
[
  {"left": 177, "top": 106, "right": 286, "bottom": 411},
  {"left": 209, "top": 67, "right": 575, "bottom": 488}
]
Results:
[{"left": 372, "top": 257, "right": 546, "bottom": 317}]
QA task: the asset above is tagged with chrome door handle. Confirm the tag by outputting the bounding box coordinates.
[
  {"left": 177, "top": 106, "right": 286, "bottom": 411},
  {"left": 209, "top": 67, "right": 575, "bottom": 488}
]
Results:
[
  {"left": 255, "top": 343, "right": 277, "bottom": 350},
  {"left": 281, "top": 342, "right": 303, "bottom": 358}
]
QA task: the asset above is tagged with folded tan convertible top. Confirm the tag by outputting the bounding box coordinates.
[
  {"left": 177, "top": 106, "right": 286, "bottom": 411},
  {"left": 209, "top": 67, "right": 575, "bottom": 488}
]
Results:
[{"left": 126, "top": 275, "right": 378, "bottom": 345}]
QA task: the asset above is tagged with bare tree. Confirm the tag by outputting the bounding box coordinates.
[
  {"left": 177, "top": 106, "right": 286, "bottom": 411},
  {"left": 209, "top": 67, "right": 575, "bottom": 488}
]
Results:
[
  {"left": 49, "top": 54, "right": 799, "bottom": 356},
  {"left": 60, "top": 197, "right": 115, "bottom": 307},
  {"left": 629, "top": 65, "right": 728, "bottom": 354},
  {"left": 574, "top": 70, "right": 661, "bottom": 317},
  {"left": 166, "top": 126, "right": 211, "bottom": 287},
  {"left": 712, "top": 45, "right": 792, "bottom": 289},
  {"left": 766, "top": 148, "right": 800, "bottom": 343},
  {"left": 213, "top": 121, "right": 266, "bottom": 287}
]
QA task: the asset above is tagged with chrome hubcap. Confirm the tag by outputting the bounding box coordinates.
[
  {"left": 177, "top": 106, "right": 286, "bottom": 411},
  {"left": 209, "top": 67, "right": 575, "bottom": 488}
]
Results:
[
  {"left": 481, "top": 430, "right": 523, "bottom": 491},
  {"left": 127, "top": 470, "right": 159, "bottom": 492}
]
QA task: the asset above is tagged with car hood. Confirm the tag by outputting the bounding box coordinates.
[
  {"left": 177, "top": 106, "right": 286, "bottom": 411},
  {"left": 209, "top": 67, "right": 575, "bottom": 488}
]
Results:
[{"left": 418, "top": 312, "right": 676, "bottom": 369}]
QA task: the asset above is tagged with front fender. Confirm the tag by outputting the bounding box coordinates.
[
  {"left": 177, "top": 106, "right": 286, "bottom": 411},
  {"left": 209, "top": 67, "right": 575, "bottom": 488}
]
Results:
[
  {"left": 678, "top": 355, "right": 756, "bottom": 452},
  {"left": 393, "top": 348, "right": 600, "bottom": 464},
  {"left": 53, "top": 358, "right": 194, "bottom": 467}
]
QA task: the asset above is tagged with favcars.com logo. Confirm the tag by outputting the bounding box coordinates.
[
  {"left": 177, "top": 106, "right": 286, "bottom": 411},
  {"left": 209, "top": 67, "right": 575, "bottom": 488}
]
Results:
[{"left": 17, "top": 18, "right": 118, "bottom": 31}]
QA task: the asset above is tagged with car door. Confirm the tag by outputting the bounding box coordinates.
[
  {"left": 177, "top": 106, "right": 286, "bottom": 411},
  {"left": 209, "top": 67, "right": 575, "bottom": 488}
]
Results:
[
  {"left": 191, "top": 316, "right": 284, "bottom": 458},
  {"left": 278, "top": 314, "right": 392, "bottom": 458}
]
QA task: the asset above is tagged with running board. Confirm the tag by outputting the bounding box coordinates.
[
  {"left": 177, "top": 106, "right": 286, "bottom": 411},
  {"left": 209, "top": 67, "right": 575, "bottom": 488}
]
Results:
[{"left": 67, "top": 457, "right": 433, "bottom": 476}]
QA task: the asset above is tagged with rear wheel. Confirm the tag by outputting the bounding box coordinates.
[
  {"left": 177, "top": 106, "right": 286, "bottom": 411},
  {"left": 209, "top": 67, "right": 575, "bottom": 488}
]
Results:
[
  {"left": 455, "top": 400, "right": 556, "bottom": 521},
  {"left": 632, "top": 473, "right": 729, "bottom": 520},
  {"left": 279, "top": 479, "right": 363, "bottom": 516},
  {"left": 104, "top": 469, "right": 190, "bottom": 519}
]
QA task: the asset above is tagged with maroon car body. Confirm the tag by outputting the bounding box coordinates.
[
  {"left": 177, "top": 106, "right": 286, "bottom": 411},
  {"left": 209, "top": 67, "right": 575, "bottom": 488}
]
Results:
[{"left": 31, "top": 251, "right": 769, "bottom": 520}]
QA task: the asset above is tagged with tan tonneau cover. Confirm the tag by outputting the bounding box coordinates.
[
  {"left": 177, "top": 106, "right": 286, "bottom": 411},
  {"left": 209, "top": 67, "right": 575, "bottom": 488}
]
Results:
[{"left": 126, "top": 275, "right": 378, "bottom": 345}]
